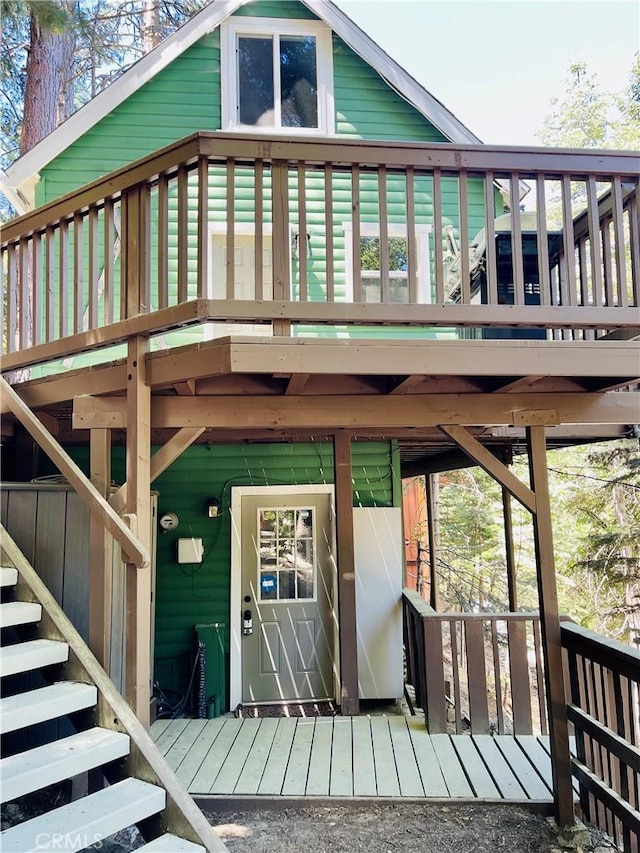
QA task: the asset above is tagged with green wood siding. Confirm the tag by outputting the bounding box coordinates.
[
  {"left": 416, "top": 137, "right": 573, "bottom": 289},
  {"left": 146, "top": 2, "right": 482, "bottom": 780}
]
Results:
[{"left": 38, "top": 440, "right": 398, "bottom": 707}]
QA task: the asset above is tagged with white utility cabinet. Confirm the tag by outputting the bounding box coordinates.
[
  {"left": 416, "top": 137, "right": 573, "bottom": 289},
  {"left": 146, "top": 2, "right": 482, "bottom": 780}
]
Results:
[{"left": 353, "top": 506, "right": 403, "bottom": 700}]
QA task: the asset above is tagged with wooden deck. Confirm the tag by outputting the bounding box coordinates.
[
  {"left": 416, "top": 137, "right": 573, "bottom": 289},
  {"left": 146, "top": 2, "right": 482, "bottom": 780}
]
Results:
[{"left": 150, "top": 715, "right": 572, "bottom": 805}]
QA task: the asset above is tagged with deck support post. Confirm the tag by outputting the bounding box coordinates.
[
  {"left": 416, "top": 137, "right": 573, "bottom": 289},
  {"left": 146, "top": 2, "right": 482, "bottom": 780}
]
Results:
[
  {"left": 425, "top": 473, "right": 440, "bottom": 610},
  {"left": 125, "top": 335, "right": 152, "bottom": 726},
  {"left": 333, "top": 434, "right": 359, "bottom": 716},
  {"left": 527, "top": 425, "right": 574, "bottom": 827},
  {"left": 503, "top": 486, "right": 518, "bottom": 611},
  {"left": 89, "top": 428, "right": 112, "bottom": 668}
]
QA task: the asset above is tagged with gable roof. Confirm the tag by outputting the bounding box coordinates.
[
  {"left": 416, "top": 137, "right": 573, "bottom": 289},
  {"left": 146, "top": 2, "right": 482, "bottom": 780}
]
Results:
[{"left": 3, "top": 0, "right": 481, "bottom": 213}]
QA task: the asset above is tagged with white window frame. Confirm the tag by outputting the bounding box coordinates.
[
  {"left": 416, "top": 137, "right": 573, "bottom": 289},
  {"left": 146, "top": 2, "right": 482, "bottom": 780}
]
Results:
[
  {"left": 343, "top": 222, "right": 432, "bottom": 304},
  {"left": 221, "top": 16, "right": 335, "bottom": 135}
]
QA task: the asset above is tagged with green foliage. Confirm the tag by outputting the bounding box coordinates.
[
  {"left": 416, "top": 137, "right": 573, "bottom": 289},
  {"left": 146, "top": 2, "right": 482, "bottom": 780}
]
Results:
[{"left": 360, "top": 236, "right": 408, "bottom": 272}]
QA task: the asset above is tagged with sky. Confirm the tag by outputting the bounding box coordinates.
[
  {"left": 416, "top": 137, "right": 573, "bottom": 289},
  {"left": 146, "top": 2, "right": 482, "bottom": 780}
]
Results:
[{"left": 335, "top": 0, "right": 640, "bottom": 146}]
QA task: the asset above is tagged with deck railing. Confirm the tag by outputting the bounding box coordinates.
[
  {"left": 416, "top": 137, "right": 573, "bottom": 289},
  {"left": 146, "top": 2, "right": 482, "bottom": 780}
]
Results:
[
  {"left": 2, "top": 133, "right": 639, "bottom": 370},
  {"left": 402, "top": 588, "right": 564, "bottom": 736},
  {"left": 562, "top": 620, "right": 640, "bottom": 851}
]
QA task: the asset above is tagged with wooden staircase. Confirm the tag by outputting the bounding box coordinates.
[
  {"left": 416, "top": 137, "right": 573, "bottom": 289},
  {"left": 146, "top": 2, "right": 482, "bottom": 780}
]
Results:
[{"left": 0, "top": 528, "right": 227, "bottom": 853}]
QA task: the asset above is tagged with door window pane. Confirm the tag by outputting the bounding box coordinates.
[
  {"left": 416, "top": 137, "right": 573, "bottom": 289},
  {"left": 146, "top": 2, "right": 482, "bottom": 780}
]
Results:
[
  {"left": 360, "top": 236, "right": 409, "bottom": 303},
  {"left": 258, "top": 507, "right": 317, "bottom": 601},
  {"left": 238, "top": 36, "right": 274, "bottom": 125},
  {"left": 280, "top": 36, "right": 318, "bottom": 128}
]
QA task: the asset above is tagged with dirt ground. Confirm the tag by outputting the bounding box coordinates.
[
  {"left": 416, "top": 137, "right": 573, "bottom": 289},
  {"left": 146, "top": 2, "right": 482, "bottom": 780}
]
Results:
[{"left": 204, "top": 802, "right": 620, "bottom": 853}]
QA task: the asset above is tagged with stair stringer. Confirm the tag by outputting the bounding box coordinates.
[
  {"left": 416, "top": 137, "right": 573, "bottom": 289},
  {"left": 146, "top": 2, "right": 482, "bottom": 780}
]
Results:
[{"left": 0, "top": 524, "right": 228, "bottom": 853}]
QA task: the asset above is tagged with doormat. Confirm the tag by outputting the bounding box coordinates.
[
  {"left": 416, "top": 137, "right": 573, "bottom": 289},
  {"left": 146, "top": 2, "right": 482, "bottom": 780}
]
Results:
[{"left": 235, "top": 701, "right": 338, "bottom": 719}]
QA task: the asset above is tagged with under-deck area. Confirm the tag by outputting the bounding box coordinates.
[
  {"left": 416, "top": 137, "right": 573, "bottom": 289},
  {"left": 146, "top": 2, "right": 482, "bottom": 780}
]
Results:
[{"left": 151, "top": 714, "right": 574, "bottom": 807}]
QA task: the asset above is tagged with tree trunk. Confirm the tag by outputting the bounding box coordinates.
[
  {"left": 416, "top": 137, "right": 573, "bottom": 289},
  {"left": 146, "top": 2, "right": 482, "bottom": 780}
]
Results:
[{"left": 20, "top": 1, "right": 76, "bottom": 155}]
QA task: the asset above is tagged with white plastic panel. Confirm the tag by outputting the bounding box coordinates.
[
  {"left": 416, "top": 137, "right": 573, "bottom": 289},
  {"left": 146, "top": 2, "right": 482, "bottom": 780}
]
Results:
[{"left": 354, "top": 507, "right": 403, "bottom": 700}]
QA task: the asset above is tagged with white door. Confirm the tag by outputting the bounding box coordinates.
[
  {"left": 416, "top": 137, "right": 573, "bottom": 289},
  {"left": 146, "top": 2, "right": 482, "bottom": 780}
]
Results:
[{"left": 238, "top": 491, "right": 335, "bottom": 704}]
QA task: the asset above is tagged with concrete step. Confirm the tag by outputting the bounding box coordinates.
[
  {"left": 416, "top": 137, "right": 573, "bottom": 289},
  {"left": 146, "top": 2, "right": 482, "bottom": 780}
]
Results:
[
  {"left": 0, "top": 681, "right": 98, "bottom": 734},
  {"left": 137, "top": 834, "right": 206, "bottom": 852},
  {"left": 0, "top": 601, "right": 42, "bottom": 629},
  {"left": 0, "top": 638, "right": 69, "bottom": 677},
  {"left": 0, "top": 778, "right": 166, "bottom": 853},
  {"left": 0, "top": 567, "right": 18, "bottom": 587},
  {"left": 1, "top": 727, "right": 130, "bottom": 803}
]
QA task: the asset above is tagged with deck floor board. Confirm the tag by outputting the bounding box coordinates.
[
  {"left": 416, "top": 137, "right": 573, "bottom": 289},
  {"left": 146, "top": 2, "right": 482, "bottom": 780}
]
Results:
[{"left": 151, "top": 716, "right": 565, "bottom": 805}]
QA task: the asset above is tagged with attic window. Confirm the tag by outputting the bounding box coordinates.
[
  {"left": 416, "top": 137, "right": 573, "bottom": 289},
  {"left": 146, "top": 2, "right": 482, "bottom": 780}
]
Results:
[{"left": 222, "top": 17, "right": 334, "bottom": 134}]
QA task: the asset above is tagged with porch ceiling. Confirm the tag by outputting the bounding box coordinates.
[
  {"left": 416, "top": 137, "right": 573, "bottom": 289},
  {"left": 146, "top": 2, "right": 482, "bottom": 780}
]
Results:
[{"left": 3, "top": 336, "right": 638, "bottom": 475}]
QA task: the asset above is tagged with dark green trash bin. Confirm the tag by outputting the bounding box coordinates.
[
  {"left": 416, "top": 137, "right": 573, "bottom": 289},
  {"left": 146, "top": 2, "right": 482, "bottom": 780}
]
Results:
[{"left": 195, "top": 622, "right": 227, "bottom": 718}]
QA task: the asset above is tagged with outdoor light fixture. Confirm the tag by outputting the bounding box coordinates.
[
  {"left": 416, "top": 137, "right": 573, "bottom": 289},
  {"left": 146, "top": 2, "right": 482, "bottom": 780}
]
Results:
[{"left": 207, "top": 497, "right": 220, "bottom": 518}]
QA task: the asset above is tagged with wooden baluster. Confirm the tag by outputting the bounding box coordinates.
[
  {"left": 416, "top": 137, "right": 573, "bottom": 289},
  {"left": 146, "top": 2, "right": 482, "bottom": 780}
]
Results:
[
  {"left": 566, "top": 644, "right": 588, "bottom": 816},
  {"left": 465, "top": 619, "right": 490, "bottom": 734},
  {"left": 254, "top": 159, "right": 264, "bottom": 301},
  {"left": 459, "top": 170, "right": 471, "bottom": 305},
  {"left": 484, "top": 172, "right": 498, "bottom": 305},
  {"left": 450, "top": 619, "right": 462, "bottom": 733},
  {"left": 103, "top": 199, "right": 115, "bottom": 324},
  {"left": 45, "top": 226, "right": 55, "bottom": 342},
  {"left": 536, "top": 175, "right": 551, "bottom": 308},
  {"left": 560, "top": 175, "right": 577, "bottom": 307},
  {"left": 627, "top": 182, "right": 640, "bottom": 307},
  {"left": 325, "top": 163, "right": 335, "bottom": 302},
  {"left": 157, "top": 176, "right": 169, "bottom": 309},
  {"left": 139, "top": 185, "right": 151, "bottom": 314},
  {"left": 272, "top": 161, "right": 291, "bottom": 335},
  {"left": 586, "top": 175, "right": 604, "bottom": 307},
  {"left": 88, "top": 206, "right": 99, "bottom": 329},
  {"left": 432, "top": 169, "right": 445, "bottom": 302},
  {"left": 533, "top": 618, "right": 548, "bottom": 735},
  {"left": 19, "top": 237, "right": 30, "bottom": 348},
  {"left": 378, "top": 165, "right": 389, "bottom": 304},
  {"left": 491, "top": 619, "right": 504, "bottom": 734},
  {"left": 423, "top": 615, "right": 447, "bottom": 733},
  {"left": 73, "top": 213, "right": 84, "bottom": 334},
  {"left": 177, "top": 165, "right": 189, "bottom": 303},
  {"left": 59, "top": 219, "right": 69, "bottom": 338},
  {"left": 225, "top": 158, "right": 235, "bottom": 300},
  {"left": 297, "top": 162, "right": 308, "bottom": 302},
  {"left": 351, "top": 166, "right": 361, "bottom": 303},
  {"left": 406, "top": 167, "right": 418, "bottom": 303},
  {"left": 30, "top": 232, "right": 42, "bottom": 346},
  {"left": 197, "top": 157, "right": 209, "bottom": 300},
  {"left": 510, "top": 173, "right": 525, "bottom": 306},
  {"left": 6, "top": 244, "right": 17, "bottom": 352},
  {"left": 612, "top": 176, "right": 628, "bottom": 308}
]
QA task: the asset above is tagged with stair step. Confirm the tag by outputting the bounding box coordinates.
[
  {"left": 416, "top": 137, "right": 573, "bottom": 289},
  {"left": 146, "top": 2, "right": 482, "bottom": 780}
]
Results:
[
  {"left": 0, "top": 567, "right": 18, "bottom": 587},
  {"left": 137, "top": 834, "right": 206, "bottom": 852},
  {"left": 0, "top": 778, "right": 166, "bottom": 853},
  {"left": 0, "top": 682, "right": 98, "bottom": 734},
  {"left": 0, "top": 639, "right": 69, "bottom": 677},
  {"left": 1, "top": 727, "right": 130, "bottom": 803},
  {"left": 0, "top": 601, "right": 42, "bottom": 628}
]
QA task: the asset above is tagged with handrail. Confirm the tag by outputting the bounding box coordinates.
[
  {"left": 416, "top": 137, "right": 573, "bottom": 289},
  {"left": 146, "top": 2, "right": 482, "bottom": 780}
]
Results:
[
  {"left": 561, "top": 620, "right": 640, "bottom": 849},
  {"left": 2, "top": 131, "right": 639, "bottom": 364},
  {"left": 403, "top": 590, "right": 568, "bottom": 736},
  {"left": 3, "top": 132, "right": 639, "bottom": 245},
  {"left": 0, "top": 525, "right": 227, "bottom": 853},
  {"left": 0, "top": 376, "right": 149, "bottom": 567}
]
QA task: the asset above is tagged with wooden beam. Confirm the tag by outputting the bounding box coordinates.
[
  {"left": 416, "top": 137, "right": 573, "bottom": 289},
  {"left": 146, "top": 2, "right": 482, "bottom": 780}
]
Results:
[
  {"left": 124, "top": 336, "right": 152, "bottom": 725},
  {"left": 110, "top": 426, "right": 205, "bottom": 515},
  {"left": 389, "top": 375, "right": 426, "bottom": 395},
  {"left": 333, "top": 434, "right": 359, "bottom": 716},
  {"left": 285, "top": 374, "right": 309, "bottom": 395},
  {"left": 440, "top": 425, "right": 536, "bottom": 513},
  {"left": 1, "top": 377, "right": 148, "bottom": 567},
  {"left": 527, "top": 425, "right": 574, "bottom": 827},
  {"left": 72, "top": 392, "right": 640, "bottom": 431},
  {"left": 35, "top": 412, "right": 58, "bottom": 435},
  {"left": 89, "top": 428, "right": 112, "bottom": 668}
]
